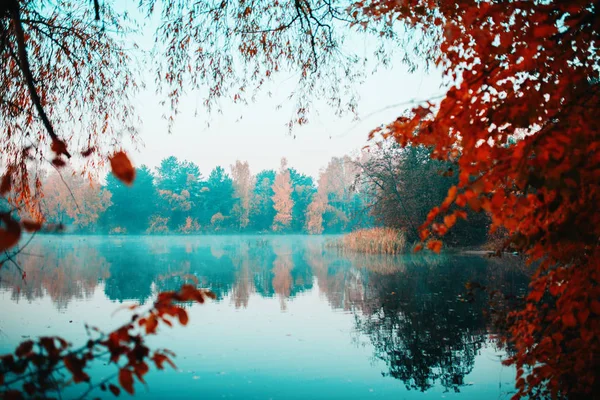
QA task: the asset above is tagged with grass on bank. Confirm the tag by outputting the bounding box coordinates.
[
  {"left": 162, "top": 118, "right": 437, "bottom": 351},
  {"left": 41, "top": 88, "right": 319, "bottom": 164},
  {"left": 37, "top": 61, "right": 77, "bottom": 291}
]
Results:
[{"left": 327, "top": 227, "right": 406, "bottom": 255}]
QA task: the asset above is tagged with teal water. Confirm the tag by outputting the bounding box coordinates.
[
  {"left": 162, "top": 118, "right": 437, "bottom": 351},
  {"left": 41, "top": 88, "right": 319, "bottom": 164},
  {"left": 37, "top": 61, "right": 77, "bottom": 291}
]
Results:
[{"left": 0, "top": 235, "right": 527, "bottom": 399}]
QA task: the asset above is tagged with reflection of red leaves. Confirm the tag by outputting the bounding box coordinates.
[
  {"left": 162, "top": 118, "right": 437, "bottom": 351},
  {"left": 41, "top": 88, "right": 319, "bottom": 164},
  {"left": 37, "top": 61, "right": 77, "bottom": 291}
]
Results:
[
  {"left": 119, "top": 368, "right": 134, "bottom": 394},
  {"left": 109, "top": 151, "right": 136, "bottom": 185}
]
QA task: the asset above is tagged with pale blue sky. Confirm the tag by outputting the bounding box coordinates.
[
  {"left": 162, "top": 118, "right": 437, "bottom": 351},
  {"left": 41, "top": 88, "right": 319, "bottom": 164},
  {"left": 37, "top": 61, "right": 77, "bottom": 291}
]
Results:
[
  {"left": 129, "top": 65, "right": 443, "bottom": 179},
  {"left": 118, "top": 6, "right": 445, "bottom": 179}
]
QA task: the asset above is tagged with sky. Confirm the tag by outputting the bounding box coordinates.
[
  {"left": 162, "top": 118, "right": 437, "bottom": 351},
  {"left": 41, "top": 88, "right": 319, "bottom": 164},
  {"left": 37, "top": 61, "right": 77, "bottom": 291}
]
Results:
[
  {"left": 129, "top": 66, "right": 443, "bottom": 180},
  {"left": 119, "top": 7, "right": 445, "bottom": 180}
]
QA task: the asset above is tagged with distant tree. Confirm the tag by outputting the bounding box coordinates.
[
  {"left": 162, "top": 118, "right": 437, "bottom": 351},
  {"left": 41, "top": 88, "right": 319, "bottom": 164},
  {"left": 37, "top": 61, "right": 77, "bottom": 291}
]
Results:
[
  {"left": 357, "top": 144, "right": 488, "bottom": 246},
  {"left": 289, "top": 168, "right": 315, "bottom": 232},
  {"left": 210, "top": 212, "right": 226, "bottom": 231},
  {"left": 306, "top": 194, "right": 327, "bottom": 234},
  {"left": 147, "top": 215, "right": 170, "bottom": 234},
  {"left": 306, "top": 156, "right": 360, "bottom": 233},
  {"left": 103, "top": 165, "right": 157, "bottom": 233},
  {"left": 42, "top": 170, "right": 111, "bottom": 232},
  {"left": 179, "top": 216, "right": 200, "bottom": 234},
  {"left": 249, "top": 170, "right": 277, "bottom": 231},
  {"left": 271, "top": 159, "right": 294, "bottom": 232},
  {"left": 156, "top": 157, "right": 200, "bottom": 193},
  {"left": 203, "top": 167, "right": 235, "bottom": 227},
  {"left": 155, "top": 157, "right": 202, "bottom": 229},
  {"left": 230, "top": 160, "right": 255, "bottom": 230}
]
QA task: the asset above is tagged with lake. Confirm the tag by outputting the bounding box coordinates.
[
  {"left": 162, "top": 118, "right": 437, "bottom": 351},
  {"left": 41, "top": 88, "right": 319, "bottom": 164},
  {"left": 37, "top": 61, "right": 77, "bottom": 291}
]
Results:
[{"left": 0, "top": 235, "right": 528, "bottom": 399}]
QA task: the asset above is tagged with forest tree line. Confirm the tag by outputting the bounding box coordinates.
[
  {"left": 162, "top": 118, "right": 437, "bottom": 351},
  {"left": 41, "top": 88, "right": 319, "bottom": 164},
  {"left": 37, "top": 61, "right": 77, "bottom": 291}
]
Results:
[{"left": 27, "top": 146, "right": 488, "bottom": 244}]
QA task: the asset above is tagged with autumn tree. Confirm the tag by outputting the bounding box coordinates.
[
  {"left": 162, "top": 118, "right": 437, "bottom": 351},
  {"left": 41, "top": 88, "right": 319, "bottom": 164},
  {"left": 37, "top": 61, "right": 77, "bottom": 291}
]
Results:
[
  {"left": 0, "top": 0, "right": 138, "bottom": 218},
  {"left": 155, "top": 157, "right": 202, "bottom": 230},
  {"left": 358, "top": 1, "right": 600, "bottom": 397},
  {"left": 230, "top": 160, "right": 255, "bottom": 230},
  {"left": 305, "top": 193, "right": 327, "bottom": 234},
  {"left": 306, "top": 156, "right": 363, "bottom": 233},
  {"left": 41, "top": 169, "right": 111, "bottom": 232},
  {"left": 1, "top": 0, "right": 598, "bottom": 397},
  {"left": 271, "top": 158, "right": 294, "bottom": 232}
]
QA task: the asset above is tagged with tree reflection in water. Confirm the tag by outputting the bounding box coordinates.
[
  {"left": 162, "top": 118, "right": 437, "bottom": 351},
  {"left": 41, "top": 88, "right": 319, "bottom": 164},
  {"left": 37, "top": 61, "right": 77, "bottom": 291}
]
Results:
[{"left": 0, "top": 235, "right": 528, "bottom": 392}]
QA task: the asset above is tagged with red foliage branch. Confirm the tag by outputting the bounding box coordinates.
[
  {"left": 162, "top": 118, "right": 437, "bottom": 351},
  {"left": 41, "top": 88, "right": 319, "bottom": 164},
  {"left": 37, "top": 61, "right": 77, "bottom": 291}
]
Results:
[
  {"left": 0, "top": 284, "right": 215, "bottom": 399},
  {"left": 357, "top": 0, "right": 600, "bottom": 398}
]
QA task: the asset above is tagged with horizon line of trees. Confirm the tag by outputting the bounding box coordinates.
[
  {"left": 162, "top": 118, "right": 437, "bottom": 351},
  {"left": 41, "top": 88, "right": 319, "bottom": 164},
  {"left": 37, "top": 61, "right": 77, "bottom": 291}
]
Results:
[
  {"left": 33, "top": 146, "right": 489, "bottom": 246},
  {"left": 37, "top": 155, "right": 371, "bottom": 235}
]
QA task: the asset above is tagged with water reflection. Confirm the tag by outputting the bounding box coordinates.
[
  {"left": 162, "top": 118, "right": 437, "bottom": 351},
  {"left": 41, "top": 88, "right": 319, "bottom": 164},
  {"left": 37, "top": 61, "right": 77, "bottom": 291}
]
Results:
[{"left": 0, "top": 235, "right": 528, "bottom": 394}]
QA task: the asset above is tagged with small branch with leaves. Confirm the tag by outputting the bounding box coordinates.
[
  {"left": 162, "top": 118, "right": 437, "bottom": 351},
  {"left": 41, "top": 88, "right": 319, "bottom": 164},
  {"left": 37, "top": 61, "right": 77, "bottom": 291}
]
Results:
[{"left": 0, "top": 284, "right": 215, "bottom": 399}]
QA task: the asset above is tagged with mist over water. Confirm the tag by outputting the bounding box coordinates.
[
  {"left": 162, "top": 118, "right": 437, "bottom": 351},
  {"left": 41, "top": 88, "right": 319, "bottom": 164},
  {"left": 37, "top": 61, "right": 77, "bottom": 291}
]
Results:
[{"left": 0, "top": 235, "right": 528, "bottom": 399}]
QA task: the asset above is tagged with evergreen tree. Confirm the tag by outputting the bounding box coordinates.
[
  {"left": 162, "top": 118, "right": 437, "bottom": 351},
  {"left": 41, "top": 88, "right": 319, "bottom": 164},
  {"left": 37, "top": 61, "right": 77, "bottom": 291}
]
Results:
[{"left": 103, "top": 165, "right": 157, "bottom": 233}]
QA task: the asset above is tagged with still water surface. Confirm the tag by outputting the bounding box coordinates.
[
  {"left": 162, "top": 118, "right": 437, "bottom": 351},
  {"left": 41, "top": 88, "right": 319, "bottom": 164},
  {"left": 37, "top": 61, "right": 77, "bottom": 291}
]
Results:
[{"left": 0, "top": 235, "right": 528, "bottom": 399}]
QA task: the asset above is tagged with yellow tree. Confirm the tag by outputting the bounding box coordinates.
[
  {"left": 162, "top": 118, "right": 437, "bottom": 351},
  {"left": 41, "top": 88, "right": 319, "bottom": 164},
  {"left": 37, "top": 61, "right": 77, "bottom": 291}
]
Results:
[{"left": 271, "top": 158, "right": 294, "bottom": 232}]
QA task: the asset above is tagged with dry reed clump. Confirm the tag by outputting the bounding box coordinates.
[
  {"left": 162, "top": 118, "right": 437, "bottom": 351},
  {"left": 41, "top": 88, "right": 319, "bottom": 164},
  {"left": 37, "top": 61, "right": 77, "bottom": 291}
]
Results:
[{"left": 328, "top": 228, "right": 406, "bottom": 254}]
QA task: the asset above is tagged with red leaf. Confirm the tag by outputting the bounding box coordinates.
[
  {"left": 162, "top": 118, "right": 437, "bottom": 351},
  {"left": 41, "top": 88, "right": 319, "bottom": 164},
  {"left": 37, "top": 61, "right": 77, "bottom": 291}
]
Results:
[
  {"left": 577, "top": 309, "right": 590, "bottom": 325},
  {"left": 427, "top": 240, "right": 443, "bottom": 253},
  {"left": 443, "top": 213, "right": 457, "bottom": 229},
  {"left": 109, "top": 384, "right": 121, "bottom": 396},
  {"left": 0, "top": 215, "right": 21, "bottom": 252},
  {"left": 176, "top": 308, "right": 189, "bottom": 326},
  {"left": 152, "top": 353, "right": 176, "bottom": 370},
  {"left": 145, "top": 315, "right": 158, "bottom": 334},
  {"left": 63, "top": 354, "right": 90, "bottom": 383},
  {"left": 562, "top": 312, "right": 577, "bottom": 328},
  {"left": 0, "top": 174, "right": 11, "bottom": 195},
  {"left": 80, "top": 147, "right": 96, "bottom": 157},
  {"left": 15, "top": 340, "right": 33, "bottom": 358},
  {"left": 133, "top": 362, "right": 149, "bottom": 382},
  {"left": 528, "top": 289, "right": 544, "bottom": 303},
  {"left": 119, "top": 368, "right": 134, "bottom": 394},
  {"left": 51, "top": 139, "right": 68, "bottom": 156},
  {"left": 51, "top": 157, "right": 66, "bottom": 168},
  {"left": 109, "top": 151, "right": 136, "bottom": 186},
  {"left": 21, "top": 220, "right": 42, "bottom": 233},
  {"left": 591, "top": 300, "right": 600, "bottom": 315}
]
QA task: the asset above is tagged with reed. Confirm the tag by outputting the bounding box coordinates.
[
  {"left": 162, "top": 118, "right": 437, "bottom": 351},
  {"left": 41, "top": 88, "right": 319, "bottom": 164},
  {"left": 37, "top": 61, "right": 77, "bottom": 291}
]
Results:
[{"left": 327, "top": 227, "right": 406, "bottom": 255}]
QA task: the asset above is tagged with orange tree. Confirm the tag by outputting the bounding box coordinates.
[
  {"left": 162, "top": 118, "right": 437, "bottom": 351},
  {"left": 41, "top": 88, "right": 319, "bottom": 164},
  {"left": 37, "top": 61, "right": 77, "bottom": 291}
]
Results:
[
  {"left": 359, "top": 0, "right": 599, "bottom": 398},
  {"left": 1, "top": 0, "right": 598, "bottom": 398}
]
